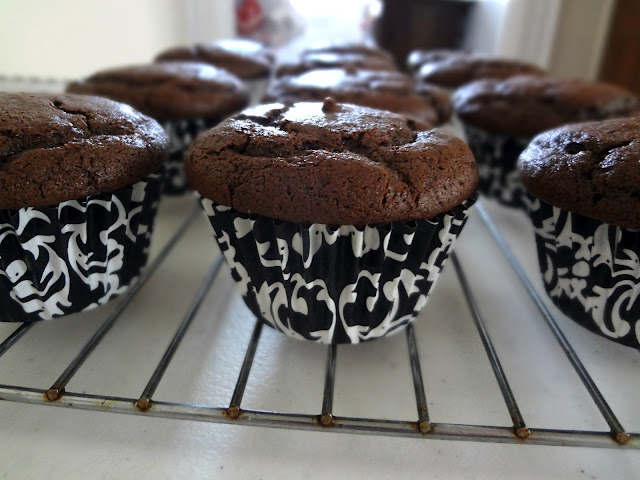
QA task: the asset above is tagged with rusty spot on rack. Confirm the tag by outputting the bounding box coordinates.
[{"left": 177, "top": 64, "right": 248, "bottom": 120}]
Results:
[
  {"left": 615, "top": 432, "right": 630, "bottom": 445},
  {"left": 135, "top": 397, "right": 152, "bottom": 412},
  {"left": 514, "top": 427, "right": 531, "bottom": 441},
  {"left": 410, "top": 421, "right": 433, "bottom": 435},
  {"left": 224, "top": 406, "right": 242, "bottom": 420},
  {"left": 45, "top": 388, "right": 63, "bottom": 402},
  {"left": 320, "top": 413, "right": 334, "bottom": 427}
]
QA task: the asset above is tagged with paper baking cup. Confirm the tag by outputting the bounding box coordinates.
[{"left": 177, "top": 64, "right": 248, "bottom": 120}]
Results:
[
  {"left": 161, "top": 118, "right": 219, "bottom": 195},
  {"left": 529, "top": 196, "right": 640, "bottom": 349},
  {"left": 200, "top": 195, "right": 477, "bottom": 344},
  {"left": 462, "top": 123, "right": 530, "bottom": 209},
  {"left": 0, "top": 170, "right": 163, "bottom": 322}
]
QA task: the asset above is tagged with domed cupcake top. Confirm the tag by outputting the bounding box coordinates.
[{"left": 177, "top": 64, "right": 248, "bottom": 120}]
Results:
[
  {"left": 264, "top": 68, "right": 439, "bottom": 127},
  {"left": 67, "top": 62, "right": 249, "bottom": 121},
  {"left": 454, "top": 75, "right": 640, "bottom": 138},
  {"left": 301, "top": 42, "right": 395, "bottom": 61},
  {"left": 406, "top": 48, "right": 466, "bottom": 73},
  {"left": 519, "top": 116, "right": 640, "bottom": 228},
  {"left": 155, "top": 39, "right": 274, "bottom": 79},
  {"left": 417, "top": 54, "right": 545, "bottom": 88},
  {"left": 275, "top": 49, "right": 397, "bottom": 78},
  {"left": 186, "top": 100, "right": 477, "bottom": 226},
  {"left": 0, "top": 93, "right": 168, "bottom": 209}
]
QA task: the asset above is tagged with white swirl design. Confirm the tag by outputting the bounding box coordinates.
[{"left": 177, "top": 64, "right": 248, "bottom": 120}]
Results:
[
  {"left": 463, "top": 124, "right": 530, "bottom": 210},
  {"left": 0, "top": 171, "right": 163, "bottom": 322},
  {"left": 529, "top": 197, "right": 640, "bottom": 349},
  {"left": 201, "top": 196, "right": 476, "bottom": 344},
  {"left": 161, "top": 118, "right": 217, "bottom": 195}
]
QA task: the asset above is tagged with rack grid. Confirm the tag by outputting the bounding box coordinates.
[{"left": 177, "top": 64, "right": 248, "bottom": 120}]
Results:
[{"left": 0, "top": 201, "right": 637, "bottom": 450}]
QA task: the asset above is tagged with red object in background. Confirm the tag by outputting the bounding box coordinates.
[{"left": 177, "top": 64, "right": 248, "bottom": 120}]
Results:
[{"left": 237, "top": 0, "right": 264, "bottom": 35}]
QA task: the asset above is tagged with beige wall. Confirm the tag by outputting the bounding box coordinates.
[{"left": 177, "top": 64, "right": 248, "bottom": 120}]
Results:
[
  {"left": 548, "top": 0, "right": 615, "bottom": 79},
  {"left": 0, "top": 0, "right": 235, "bottom": 79},
  {"left": 464, "top": 0, "right": 614, "bottom": 79}
]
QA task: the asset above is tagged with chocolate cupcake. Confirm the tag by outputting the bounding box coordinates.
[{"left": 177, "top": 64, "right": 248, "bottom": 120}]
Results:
[
  {"left": 155, "top": 39, "right": 274, "bottom": 104},
  {"left": 274, "top": 46, "right": 398, "bottom": 78},
  {"left": 406, "top": 48, "right": 466, "bottom": 74},
  {"left": 0, "top": 93, "right": 167, "bottom": 322},
  {"left": 67, "top": 62, "right": 249, "bottom": 195},
  {"left": 185, "top": 100, "right": 478, "bottom": 344},
  {"left": 264, "top": 68, "right": 441, "bottom": 127},
  {"left": 519, "top": 116, "right": 640, "bottom": 349},
  {"left": 302, "top": 43, "right": 395, "bottom": 62},
  {"left": 416, "top": 54, "right": 546, "bottom": 89},
  {"left": 454, "top": 75, "right": 640, "bottom": 208},
  {"left": 414, "top": 82, "right": 453, "bottom": 125}
]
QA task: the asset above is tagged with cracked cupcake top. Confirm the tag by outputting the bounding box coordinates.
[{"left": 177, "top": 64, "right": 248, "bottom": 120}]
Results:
[
  {"left": 519, "top": 116, "right": 640, "bottom": 228},
  {"left": 0, "top": 93, "right": 168, "bottom": 209},
  {"left": 264, "top": 68, "right": 439, "bottom": 127},
  {"left": 454, "top": 75, "right": 640, "bottom": 138},
  {"left": 155, "top": 39, "right": 274, "bottom": 79},
  {"left": 67, "top": 62, "right": 249, "bottom": 121},
  {"left": 185, "top": 100, "right": 478, "bottom": 226}
]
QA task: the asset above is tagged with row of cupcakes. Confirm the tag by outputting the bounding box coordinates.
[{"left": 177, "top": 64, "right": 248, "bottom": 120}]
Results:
[
  {"left": 405, "top": 48, "right": 640, "bottom": 210},
  {"left": 0, "top": 91, "right": 478, "bottom": 346},
  {"left": 3, "top": 41, "right": 639, "bottom": 349},
  {"left": 265, "top": 45, "right": 640, "bottom": 348}
]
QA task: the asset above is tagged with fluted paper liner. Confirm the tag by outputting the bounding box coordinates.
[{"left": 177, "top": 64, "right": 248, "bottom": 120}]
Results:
[
  {"left": 462, "top": 123, "right": 530, "bottom": 209},
  {"left": 200, "top": 195, "right": 477, "bottom": 344},
  {"left": 161, "top": 118, "right": 219, "bottom": 195},
  {"left": 0, "top": 170, "right": 163, "bottom": 322},
  {"left": 529, "top": 196, "right": 640, "bottom": 349}
]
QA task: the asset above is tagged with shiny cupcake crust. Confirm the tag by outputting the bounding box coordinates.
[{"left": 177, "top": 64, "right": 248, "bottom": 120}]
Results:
[{"left": 186, "top": 101, "right": 478, "bottom": 226}]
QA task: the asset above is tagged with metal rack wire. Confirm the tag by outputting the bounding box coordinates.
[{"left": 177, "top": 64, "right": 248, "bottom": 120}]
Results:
[{"left": 0, "top": 202, "right": 637, "bottom": 450}]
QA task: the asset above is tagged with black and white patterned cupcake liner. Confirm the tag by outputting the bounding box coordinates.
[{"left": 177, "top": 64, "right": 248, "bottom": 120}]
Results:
[
  {"left": 161, "top": 118, "right": 219, "bottom": 195},
  {"left": 200, "top": 195, "right": 477, "bottom": 344},
  {"left": 462, "top": 123, "right": 530, "bottom": 209},
  {"left": 0, "top": 170, "right": 163, "bottom": 322},
  {"left": 529, "top": 197, "right": 640, "bottom": 349}
]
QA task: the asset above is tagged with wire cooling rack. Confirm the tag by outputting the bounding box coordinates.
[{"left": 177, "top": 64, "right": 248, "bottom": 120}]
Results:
[{"left": 0, "top": 198, "right": 637, "bottom": 450}]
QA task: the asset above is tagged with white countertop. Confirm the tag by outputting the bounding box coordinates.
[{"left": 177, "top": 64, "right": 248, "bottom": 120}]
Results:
[{"left": 1, "top": 193, "right": 639, "bottom": 480}]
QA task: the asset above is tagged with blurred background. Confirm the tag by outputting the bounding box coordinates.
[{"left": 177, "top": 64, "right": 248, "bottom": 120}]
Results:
[{"left": 0, "top": 0, "right": 637, "bottom": 93}]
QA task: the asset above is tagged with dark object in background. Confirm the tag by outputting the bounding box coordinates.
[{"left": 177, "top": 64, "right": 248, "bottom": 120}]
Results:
[{"left": 375, "top": 0, "right": 475, "bottom": 69}]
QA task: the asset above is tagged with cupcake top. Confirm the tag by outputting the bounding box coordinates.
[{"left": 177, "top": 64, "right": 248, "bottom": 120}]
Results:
[
  {"left": 264, "top": 68, "right": 438, "bottom": 127},
  {"left": 302, "top": 43, "right": 395, "bottom": 62},
  {"left": 275, "top": 51, "right": 397, "bottom": 78},
  {"left": 67, "top": 62, "right": 249, "bottom": 121},
  {"left": 185, "top": 100, "right": 478, "bottom": 226},
  {"left": 454, "top": 75, "right": 640, "bottom": 138},
  {"left": 154, "top": 39, "right": 274, "bottom": 79},
  {"left": 415, "top": 82, "right": 452, "bottom": 124},
  {"left": 417, "top": 55, "right": 546, "bottom": 88},
  {"left": 519, "top": 116, "right": 640, "bottom": 229},
  {"left": 406, "top": 49, "right": 466, "bottom": 73},
  {"left": 0, "top": 93, "right": 168, "bottom": 210}
]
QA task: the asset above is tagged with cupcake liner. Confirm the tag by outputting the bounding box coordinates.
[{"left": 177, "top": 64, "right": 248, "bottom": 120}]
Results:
[
  {"left": 199, "top": 195, "right": 477, "bottom": 344},
  {"left": 161, "top": 118, "right": 219, "bottom": 195},
  {"left": 462, "top": 123, "right": 530, "bottom": 209},
  {"left": 529, "top": 196, "right": 640, "bottom": 349},
  {"left": 0, "top": 170, "right": 163, "bottom": 322}
]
